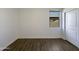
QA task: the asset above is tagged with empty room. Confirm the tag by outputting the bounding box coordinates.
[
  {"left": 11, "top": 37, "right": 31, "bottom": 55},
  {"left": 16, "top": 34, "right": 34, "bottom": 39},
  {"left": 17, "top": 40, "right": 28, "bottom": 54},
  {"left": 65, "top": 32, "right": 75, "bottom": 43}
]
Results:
[{"left": 0, "top": 8, "right": 79, "bottom": 51}]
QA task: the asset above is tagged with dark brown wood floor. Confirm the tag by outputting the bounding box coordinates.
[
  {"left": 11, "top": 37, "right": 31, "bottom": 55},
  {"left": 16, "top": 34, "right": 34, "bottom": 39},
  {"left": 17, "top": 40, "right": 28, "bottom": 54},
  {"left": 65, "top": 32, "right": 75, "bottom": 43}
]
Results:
[{"left": 3, "top": 38, "right": 79, "bottom": 51}]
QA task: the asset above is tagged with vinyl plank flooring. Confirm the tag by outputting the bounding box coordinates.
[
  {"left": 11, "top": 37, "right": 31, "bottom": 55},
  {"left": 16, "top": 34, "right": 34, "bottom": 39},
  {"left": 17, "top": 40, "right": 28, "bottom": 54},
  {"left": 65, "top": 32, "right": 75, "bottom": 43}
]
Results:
[{"left": 3, "top": 38, "right": 79, "bottom": 51}]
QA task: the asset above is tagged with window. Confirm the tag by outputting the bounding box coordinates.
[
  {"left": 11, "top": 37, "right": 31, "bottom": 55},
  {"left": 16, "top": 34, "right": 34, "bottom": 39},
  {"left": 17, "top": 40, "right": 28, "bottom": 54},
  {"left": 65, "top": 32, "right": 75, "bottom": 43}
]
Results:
[{"left": 49, "top": 11, "right": 60, "bottom": 27}]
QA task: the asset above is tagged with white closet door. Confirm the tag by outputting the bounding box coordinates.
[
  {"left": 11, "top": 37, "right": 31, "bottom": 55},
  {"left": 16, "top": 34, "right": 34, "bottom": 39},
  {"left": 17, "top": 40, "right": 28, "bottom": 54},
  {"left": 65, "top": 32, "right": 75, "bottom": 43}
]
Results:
[
  {"left": 66, "top": 9, "right": 77, "bottom": 46},
  {"left": 77, "top": 9, "right": 79, "bottom": 47}
]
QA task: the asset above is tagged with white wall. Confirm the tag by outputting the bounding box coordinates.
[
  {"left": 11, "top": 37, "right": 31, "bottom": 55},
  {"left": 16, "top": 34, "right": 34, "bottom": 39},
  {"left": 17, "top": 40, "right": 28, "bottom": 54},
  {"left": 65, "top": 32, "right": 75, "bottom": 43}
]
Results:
[
  {"left": 0, "top": 8, "right": 62, "bottom": 50},
  {"left": 61, "top": 11, "right": 65, "bottom": 39},
  {"left": 19, "top": 8, "right": 62, "bottom": 38},
  {"left": 0, "top": 8, "right": 19, "bottom": 50}
]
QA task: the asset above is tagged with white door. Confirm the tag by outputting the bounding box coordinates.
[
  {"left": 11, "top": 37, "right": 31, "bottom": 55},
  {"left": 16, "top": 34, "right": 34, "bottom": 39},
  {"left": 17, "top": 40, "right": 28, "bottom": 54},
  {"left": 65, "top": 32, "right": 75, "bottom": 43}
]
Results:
[
  {"left": 76, "top": 9, "right": 79, "bottom": 47},
  {"left": 65, "top": 9, "right": 77, "bottom": 46}
]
